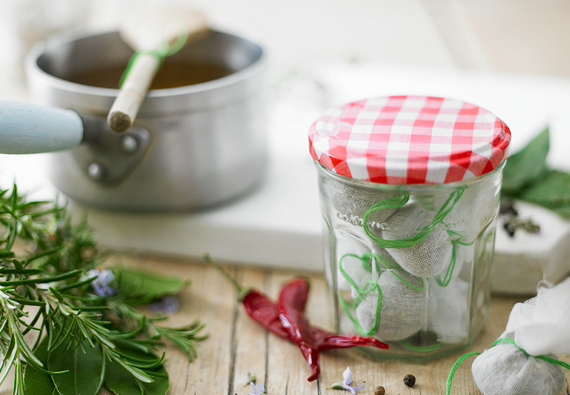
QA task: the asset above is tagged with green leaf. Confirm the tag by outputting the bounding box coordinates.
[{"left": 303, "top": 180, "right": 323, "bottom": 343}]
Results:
[
  {"left": 23, "top": 339, "right": 58, "bottom": 395},
  {"left": 502, "top": 126, "right": 550, "bottom": 194},
  {"left": 48, "top": 340, "right": 105, "bottom": 395},
  {"left": 115, "top": 267, "right": 189, "bottom": 301},
  {"left": 104, "top": 348, "right": 169, "bottom": 395},
  {"left": 515, "top": 170, "right": 570, "bottom": 218}
]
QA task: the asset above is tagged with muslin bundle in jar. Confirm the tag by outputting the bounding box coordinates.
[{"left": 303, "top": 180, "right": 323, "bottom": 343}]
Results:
[
  {"left": 427, "top": 276, "right": 469, "bottom": 344},
  {"left": 381, "top": 203, "right": 454, "bottom": 278},
  {"left": 322, "top": 175, "right": 398, "bottom": 226},
  {"left": 354, "top": 268, "right": 426, "bottom": 341},
  {"left": 447, "top": 276, "right": 570, "bottom": 395},
  {"left": 336, "top": 241, "right": 399, "bottom": 300}
]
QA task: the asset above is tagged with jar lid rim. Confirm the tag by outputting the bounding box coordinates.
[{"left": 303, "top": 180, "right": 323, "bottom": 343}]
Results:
[{"left": 308, "top": 95, "right": 511, "bottom": 185}]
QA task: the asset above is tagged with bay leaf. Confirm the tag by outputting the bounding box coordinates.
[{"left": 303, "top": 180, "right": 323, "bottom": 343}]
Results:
[
  {"left": 502, "top": 126, "right": 549, "bottom": 194},
  {"left": 23, "top": 338, "right": 57, "bottom": 395},
  {"left": 515, "top": 170, "right": 570, "bottom": 218},
  {"left": 104, "top": 348, "right": 169, "bottom": 395},
  {"left": 115, "top": 267, "right": 189, "bottom": 301},
  {"left": 48, "top": 340, "right": 105, "bottom": 395}
]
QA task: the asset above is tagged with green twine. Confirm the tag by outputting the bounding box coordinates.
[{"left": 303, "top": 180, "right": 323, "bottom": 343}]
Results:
[
  {"left": 399, "top": 339, "right": 446, "bottom": 352},
  {"left": 118, "top": 27, "right": 190, "bottom": 88},
  {"left": 445, "top": 351, "right": 481, "bottom": 394},
  {"left": 445, "top": 338, "right": 570, "bottom": 395}
]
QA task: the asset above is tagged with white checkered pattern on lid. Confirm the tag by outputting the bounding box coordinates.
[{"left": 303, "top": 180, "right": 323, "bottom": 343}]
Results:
[{"left": 308, "top": 96, "right": 511, "bottom": 184}]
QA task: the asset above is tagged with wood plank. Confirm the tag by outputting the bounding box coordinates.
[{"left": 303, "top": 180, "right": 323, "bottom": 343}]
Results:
[
  {"left": 152, "top": 257, "right": 235, "bottom": 395},
  {"left": 231, "top": 267, "right": 270, "bottom": 395}
]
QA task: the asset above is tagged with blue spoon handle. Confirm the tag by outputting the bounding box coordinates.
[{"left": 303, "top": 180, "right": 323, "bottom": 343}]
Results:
[{"left": 0, "top": 101, "right": 84, "bottom": 154}]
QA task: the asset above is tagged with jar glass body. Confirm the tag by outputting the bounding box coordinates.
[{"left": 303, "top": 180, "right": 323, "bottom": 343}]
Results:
[{"left": 316, "top": 161, "right": 504, "bottom": 359}]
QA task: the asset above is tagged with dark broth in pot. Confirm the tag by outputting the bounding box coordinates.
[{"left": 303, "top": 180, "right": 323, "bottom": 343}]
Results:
[{"left": 66, "top": 62, "right": 233, "bottom": 90}]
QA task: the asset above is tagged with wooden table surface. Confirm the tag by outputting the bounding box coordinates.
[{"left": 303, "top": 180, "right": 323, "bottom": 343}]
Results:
[{"left": 3, "top": 254, "right": 569, "bottom": 395}]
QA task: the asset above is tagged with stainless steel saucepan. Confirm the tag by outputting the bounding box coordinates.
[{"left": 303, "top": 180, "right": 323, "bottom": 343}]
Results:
[{"left": 0, "top": 29, "right": 267, "bottom": 211}]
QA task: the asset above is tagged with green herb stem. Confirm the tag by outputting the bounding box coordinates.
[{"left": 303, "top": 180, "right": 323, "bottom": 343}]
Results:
[{"left": 202, "top": 253, "right": 248, "bottom": 295}]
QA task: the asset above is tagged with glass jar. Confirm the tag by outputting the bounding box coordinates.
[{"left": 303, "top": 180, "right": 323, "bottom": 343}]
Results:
[{"left": 309, "top": 96, "right": 511, "bottom": 359}]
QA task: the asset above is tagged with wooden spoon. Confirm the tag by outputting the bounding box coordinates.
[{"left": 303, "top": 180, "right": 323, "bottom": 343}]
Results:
[{"left": 107, "top": 7, "right": 208, "bottom": 133}]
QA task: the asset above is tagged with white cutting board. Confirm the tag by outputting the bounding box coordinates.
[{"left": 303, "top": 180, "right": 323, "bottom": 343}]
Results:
[{"left": 2, "top": 63, "right": 570, "bottom": 294}]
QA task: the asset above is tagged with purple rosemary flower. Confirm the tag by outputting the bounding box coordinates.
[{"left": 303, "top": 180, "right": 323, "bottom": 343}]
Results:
[
  {"left": 149, "top": 296, "right": 180, "bottom": 315},
  {"left": 327, "top": 367, "right": 366, "bottom": 395},
  {"left": 87, "top": 269, "right": 117, "bottom": 297},
  {"left": 248, "top": 382, "right": 266, "bottom": 395}
]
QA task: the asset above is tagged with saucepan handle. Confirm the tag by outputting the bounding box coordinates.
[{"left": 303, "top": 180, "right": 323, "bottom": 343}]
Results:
[{"left": 0, "top": 101, "right": 85, "bottom": 154}]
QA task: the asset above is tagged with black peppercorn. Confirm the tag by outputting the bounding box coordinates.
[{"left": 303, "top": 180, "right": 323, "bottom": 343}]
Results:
[
  {"left": 403, "top": 374, "right": 416, "bottom": 387},
  {"left": 374, "top": 386, "right": 386, "bottom": 395}
]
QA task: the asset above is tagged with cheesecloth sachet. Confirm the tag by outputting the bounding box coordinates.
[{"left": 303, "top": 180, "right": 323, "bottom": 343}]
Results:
[
  {"left": 322, "top": 176, "right": 398, "bottom": 226},
  {"left": 427, "top": 276, "right": 469, "bottom": 344},
  {"left": 362, "top": 189, "right": 465, "bottom": 282},
  {"left": 353, "top": 269, "right": 426, "bottom": 341},
  {"left": 381, "top": 204, "right": 453, "bottom": 278},
  {"left": 446, "top": 276, "right": 570, "bottom": 395},
  {"left": 431, "top": 181, "right": 497, "bottom": 242}
]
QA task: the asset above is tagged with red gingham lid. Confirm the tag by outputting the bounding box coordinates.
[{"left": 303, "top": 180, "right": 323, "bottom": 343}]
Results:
[{"left": 308, "top": 96, "right": 511, "bottom": 184}]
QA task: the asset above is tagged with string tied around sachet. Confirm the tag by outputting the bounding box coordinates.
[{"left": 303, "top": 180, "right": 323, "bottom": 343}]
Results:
[
  {"left": 362, "top": 187, "right": 465, "bottom": 249},
  {"left": 338, "top": 251, "right": 424, "bottom": 337},
  {"left": 361, "top": 187, "right": 472, "bottom": 286}
]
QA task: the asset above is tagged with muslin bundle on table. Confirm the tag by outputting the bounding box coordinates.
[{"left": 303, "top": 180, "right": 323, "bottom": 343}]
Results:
[
  {"left": 354, "top": 268, "right": 426, "bottom": 341},
  {"left": 382, "top": 204, "right": 453, "bottom": 278},
  {"left": 447, "top": 276, "right": 570, "bottom": 395}
]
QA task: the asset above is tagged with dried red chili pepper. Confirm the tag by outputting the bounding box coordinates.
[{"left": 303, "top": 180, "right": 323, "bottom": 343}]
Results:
[
  {"left": 203, "top": 254, "right": 289, "bottom": 340},
  {"left": 279, "top": 279, "right": 389, "bottom": 350},
  {"left": 242, "top": 289, "right": 289, "bottom": 340},
  {"left": 278, "top": 277, "right": 310, "bottom": 312},
  {"left": 278, "top": 289, "right": 321, "bottom": 381},
  {"left": 311, "top": 329, "right": 389, "bottom": 351},
  {"left": 204, "top": 254, "right": 389, "bottom": 382}
]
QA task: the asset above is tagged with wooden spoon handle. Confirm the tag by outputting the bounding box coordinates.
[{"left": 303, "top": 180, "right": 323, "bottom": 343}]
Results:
[{"left": 107, "top": 53, "right": 161, "bottom": 133}]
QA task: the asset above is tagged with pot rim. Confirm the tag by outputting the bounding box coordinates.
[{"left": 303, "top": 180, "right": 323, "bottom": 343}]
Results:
[{"left": 25, "top": 27, "right": 268, "bottom": 101}]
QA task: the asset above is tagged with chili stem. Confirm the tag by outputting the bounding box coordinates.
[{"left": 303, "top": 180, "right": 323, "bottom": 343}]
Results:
[{"left": 202, "top": 253, "right": 247, "bottom": 295}]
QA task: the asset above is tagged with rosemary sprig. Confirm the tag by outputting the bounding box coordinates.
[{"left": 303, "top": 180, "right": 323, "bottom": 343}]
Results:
[{"left": 0, "top": 184, "right": 207, "bottom": 395}]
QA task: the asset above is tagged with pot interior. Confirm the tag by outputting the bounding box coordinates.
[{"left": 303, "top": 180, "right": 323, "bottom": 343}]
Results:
[{"left": 36, "top": 30, "right": 264, "bottom": 90}]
